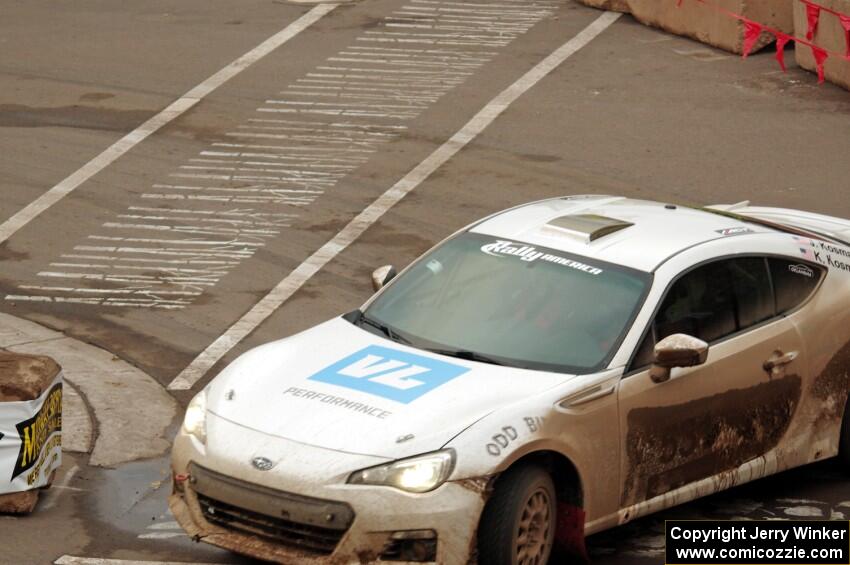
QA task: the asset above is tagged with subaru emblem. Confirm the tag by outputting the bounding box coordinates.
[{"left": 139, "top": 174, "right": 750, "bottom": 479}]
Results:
[{"left": 251, "top": 456, "right": 274, "bottom": 471}]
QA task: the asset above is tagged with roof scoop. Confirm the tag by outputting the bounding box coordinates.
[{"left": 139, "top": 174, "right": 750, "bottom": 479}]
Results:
[{"left": 539, "top": 213, "right": 634, "bottom": 243}]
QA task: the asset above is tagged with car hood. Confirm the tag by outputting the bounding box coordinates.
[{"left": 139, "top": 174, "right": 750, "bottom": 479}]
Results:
[{"left": 207, "top": 317, "right": 574, "bottom": 459}]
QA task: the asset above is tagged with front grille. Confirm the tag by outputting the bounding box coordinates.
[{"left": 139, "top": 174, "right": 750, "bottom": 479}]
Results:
[
  {"left": 189, "top": 463, "right": 354, "bottom": 556},
  {"left": 198, "top": 493, "right": 344, "bottom": 555}
]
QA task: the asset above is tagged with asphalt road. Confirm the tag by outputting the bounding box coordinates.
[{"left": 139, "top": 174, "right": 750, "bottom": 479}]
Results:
[{"left": 2, "top": 0, "right": 850, "bottom": 563}]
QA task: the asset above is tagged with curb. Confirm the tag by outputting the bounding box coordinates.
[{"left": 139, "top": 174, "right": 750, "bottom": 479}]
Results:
[{"left": 0, "top": 312, "right": 178, "bottom": 467}]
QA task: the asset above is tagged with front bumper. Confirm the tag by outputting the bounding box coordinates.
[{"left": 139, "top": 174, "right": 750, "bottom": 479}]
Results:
[{"left": 171, "top": 415, "right": 486, "bottom": 564}]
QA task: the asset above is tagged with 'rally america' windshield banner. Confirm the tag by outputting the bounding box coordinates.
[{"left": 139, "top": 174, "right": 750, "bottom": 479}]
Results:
[
  {"left": 0, "top": 373, "right": 62, "bottom": 494},
  {"left": 480, "top": 240, "right": 604, "bottom": 275}
]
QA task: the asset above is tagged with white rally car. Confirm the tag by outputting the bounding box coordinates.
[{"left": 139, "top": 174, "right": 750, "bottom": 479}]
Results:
[{"left": 170, "top": 196, "right": 850, "bottom": 565}]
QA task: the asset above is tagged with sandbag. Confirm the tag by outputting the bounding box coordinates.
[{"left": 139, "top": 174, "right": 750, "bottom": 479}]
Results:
[{"left": 0, "top": 352, "right": 63, "bottom": 513}]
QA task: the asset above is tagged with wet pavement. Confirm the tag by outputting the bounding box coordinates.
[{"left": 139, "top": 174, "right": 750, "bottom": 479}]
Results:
[
  {"left": 13, "top": 452, "right": 848, "bottom": 564},
  {"left": 589, "top": 459, "right": 850, "bottom": 564}
]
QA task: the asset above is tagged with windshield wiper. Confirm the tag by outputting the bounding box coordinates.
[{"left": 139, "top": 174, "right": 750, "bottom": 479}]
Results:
[
  {"left": 426, "top": 348, "right": 507, "bottom": 367},
  {"left": 357, "top": 313, "right": 411, "bottom": 345},
  {"left": 353, "top": 312, "right": 504, "bottom": 364}
]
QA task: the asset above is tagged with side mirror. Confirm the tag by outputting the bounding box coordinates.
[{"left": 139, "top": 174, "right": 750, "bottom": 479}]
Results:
[
  {"left": 649, "top": 333, "right": 709, "bottom": 384},
  {"left": 371, "top": 265, "right": 397, "bottom": 292}
]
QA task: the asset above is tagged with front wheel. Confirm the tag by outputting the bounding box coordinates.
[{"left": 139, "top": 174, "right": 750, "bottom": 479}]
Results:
[{"left": 477, "top": 465, "right": 557, "bottom": 565}]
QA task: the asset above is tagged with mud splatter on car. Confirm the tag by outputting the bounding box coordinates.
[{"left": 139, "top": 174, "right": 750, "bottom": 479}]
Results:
[{"left": 622, "top": 375, "right": 802, "bottom": 506}]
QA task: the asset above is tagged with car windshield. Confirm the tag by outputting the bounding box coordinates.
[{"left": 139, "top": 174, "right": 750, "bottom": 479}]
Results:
[{"left": 359, "top": 233, "right": 651, "bottom": 374}]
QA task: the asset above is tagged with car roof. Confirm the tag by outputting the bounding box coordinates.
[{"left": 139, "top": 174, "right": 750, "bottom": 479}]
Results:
[{"left": 469, "top": 195, "right": 774, "bottom": 272}]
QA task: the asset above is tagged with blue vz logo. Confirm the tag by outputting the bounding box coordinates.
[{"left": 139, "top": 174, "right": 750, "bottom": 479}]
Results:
[{"left": 308, "top": 345, "right": 469, "bottom": 404}]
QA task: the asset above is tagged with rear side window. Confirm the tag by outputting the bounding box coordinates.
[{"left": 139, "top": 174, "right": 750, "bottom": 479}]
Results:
[{"left": 769, "top": 258, "right": 823, "bottom": 314}]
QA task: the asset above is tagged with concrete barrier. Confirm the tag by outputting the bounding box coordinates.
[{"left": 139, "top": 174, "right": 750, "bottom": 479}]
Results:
[
  {"left": 578, "top": 0, "right": 630, "bottom": 12},
  {"left": 577, "top": 0, "right": 794, "bottom": 55},
  {"left": 794, "top": 0, "right": 850, "bottom": 90}
]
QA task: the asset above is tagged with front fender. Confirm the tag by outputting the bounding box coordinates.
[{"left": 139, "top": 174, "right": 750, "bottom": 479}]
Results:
[{"left": 444, "top": 369, "right": 623, "bottom": 526}]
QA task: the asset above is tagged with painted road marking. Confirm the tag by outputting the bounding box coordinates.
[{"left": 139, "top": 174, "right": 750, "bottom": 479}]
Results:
[
  {"left": 6, "top": 0, "right": 556, "bottom": 310},
  {"left": 671, "top": 47, "right": 731, "bottom": 62},
  {"left": 168, "top": 10, "right": 622, "bottom": 390},
  {"left": 145, "top": 520, "right": 180, "bottom": 530},
  {"left": 40, "top": 464, "right": 81, "bottom": 511},
  {"left": 137, "top": 512, "right": 187, "bottom": 540},
  {"left": 0, "top": 4, "right": 337, "bottom": 247},
  {"left": 136, "top": 532, "right": 187, "bottom": 540},
  {"left": 56, "top": 558, "right": 219, "bottom": 565},
  {"left": 8, "top": 0, "right": 558, "bottom": 310}
]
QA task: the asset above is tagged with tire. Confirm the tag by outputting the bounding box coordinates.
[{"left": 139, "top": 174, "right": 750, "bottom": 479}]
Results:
[
  {"left": 838, "top": 396, "right": 850, "bottom": 470},
  {"left": 477, "top": 465, "right": 557, "bottom": 565}
]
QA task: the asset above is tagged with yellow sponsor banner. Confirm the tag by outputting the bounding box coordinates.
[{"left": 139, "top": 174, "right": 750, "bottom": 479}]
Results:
[{"left": 0, "top": 373, "right": 63, "bottom": 493}]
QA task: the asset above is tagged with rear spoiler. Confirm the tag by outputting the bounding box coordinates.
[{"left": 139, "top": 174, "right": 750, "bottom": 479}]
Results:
[{"left": 705, "top": 202, "right": 850, "bottom": 246}]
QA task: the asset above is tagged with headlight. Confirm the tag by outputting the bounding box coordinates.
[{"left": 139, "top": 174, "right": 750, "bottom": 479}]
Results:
[
  {"left": 348, "top": 449, "right": 455, "bottom": 493},
  {"left": 182, "top": 390, "right": 207, "bottom": 443}
]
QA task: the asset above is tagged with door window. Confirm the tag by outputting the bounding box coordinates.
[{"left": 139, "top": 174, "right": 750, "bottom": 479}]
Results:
[
  {"left": 731, "top": 257, "right": 775, "bottom": 328},
  {"left": 655, "top": 260, "right": 738, "bottom": 344},
  {"left": 630, "top": 257, "right": 781, "bottom": 370}
]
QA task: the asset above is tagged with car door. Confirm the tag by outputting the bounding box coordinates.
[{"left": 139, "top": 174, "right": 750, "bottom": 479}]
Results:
[{"left": 617, "top": 256, "right": 809, "bottom": 510}]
